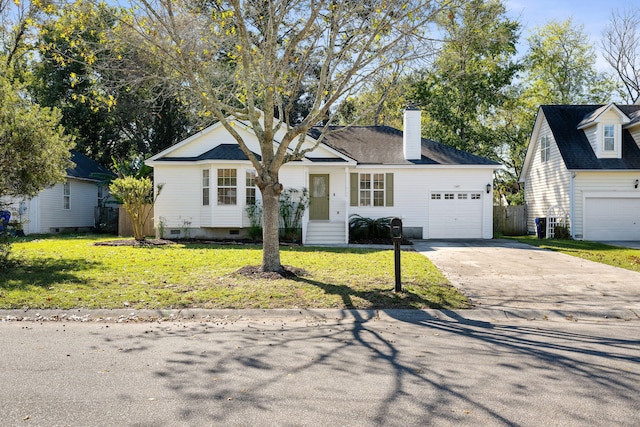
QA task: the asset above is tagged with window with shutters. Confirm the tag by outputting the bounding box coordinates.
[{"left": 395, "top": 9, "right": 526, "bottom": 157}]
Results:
[{"left": 350, "top": 172, "right": 393, "bottom": 207}]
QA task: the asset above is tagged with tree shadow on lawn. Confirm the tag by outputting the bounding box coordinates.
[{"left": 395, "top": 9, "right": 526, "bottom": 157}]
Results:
[
  {"left": 294, "top": 276, "right": 456, "bottom": 309},
  {"left": 0, "top": 257, "right": 98, "bottom": 290}
]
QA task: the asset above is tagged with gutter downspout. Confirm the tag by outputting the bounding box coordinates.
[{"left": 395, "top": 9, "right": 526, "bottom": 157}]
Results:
[{"left": 570, "top": 171, "right": 576, "bottom": 239}]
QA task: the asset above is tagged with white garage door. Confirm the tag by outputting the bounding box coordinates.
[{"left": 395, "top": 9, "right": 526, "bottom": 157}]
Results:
[
  {"left": 428, "top": 192, "right": 483, "bottom": 238},
  {"left": 584, "top": 197, "right": 640, "bottom": 241}
]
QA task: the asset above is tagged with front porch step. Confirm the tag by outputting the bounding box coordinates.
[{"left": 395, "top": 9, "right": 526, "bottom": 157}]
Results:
[{"left": 305, "top": 221, "right": 346, "bottom": 245}]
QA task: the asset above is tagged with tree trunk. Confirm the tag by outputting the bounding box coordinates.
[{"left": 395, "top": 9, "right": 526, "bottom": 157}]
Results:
[{"left": 260, "top": 182, "right": 283, "bottom": 272}]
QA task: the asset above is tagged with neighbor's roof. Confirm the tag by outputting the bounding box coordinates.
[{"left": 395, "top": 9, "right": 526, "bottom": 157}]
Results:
[
  {"left": 541, "top": 105, "right": 640, "bottom": 170},
  {"left": 308, "top": 126, "right": 500, "bottom": 166},
  {"left": 67, "top": 150, "right": 113, "bottom": 180}
]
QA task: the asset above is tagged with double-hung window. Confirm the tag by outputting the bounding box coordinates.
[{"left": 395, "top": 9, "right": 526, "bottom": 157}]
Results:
[
  {"left": 540, "top": 135, "right": 550, "bottom": 162},
  {"left": 63, "top": 182, "right": 70, "bottom": 210},
  {"left": 202, "top": 169, "right": 210, "bottom": 206},
  {"left": 217, "top": 169, "right": 237, "bottom": 205},
  {"left": 246, "top": 170, "right": 256, "bottom": 205},
  {"left": 603, "top": 124, "right": 615, "bottom": 152},
  {"left": 350, "top": 173, "right": 394, "bottom": 207}
]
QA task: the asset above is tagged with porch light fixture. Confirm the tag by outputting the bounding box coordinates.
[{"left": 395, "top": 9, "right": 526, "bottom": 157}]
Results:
[
  {"left": 486, "top": 183, "right": 492, "bottom": 194},
  {"left": 635, "top": 179, "right": 639, "bottom": 189}
]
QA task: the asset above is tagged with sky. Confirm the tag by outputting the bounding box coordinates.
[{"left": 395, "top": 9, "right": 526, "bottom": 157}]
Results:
[{"left": 504, "top": 0, "right": 640, "bottom": 71}]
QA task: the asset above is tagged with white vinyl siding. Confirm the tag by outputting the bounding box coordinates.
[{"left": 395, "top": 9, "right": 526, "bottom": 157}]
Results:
[
  {"left": 152, "top": 165, "right": 202, "bottom": 229},
  {"left": 15, "top": 179, "right": 100, "bottom": 233},
  {"left": 524, "top": 116, "right": 572, "bottom": 234}
]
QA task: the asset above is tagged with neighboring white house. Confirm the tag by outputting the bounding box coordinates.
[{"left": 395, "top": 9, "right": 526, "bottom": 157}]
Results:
[
  {"left": 520, "top": 104, "right": 640, "bottom": 241},
  {"left": 1, "top": 150, "right": 112, "bottom": 235},
  {"left": 146, "top": 109, "right": 500, "bottom": 245}
]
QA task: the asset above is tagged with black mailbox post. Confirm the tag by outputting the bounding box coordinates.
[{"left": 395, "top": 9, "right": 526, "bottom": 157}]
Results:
[{"left": 390, "top": 217, "right": 403, "bottom": 292}]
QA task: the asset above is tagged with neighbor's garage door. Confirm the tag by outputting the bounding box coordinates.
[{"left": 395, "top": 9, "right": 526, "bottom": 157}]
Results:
[
  {"left": 428, "top": 191, "right": 483, "bottom": 238},
  {"left": 584, "top": 197, "right": 640, "bottom": 241}
]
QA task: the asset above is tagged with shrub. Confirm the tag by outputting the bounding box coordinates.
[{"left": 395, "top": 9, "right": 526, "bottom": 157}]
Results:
[
  {"left": 349, "top": 214, "right": 392, "bottom": 241},
  {"left": 109, "top": 177, "right": 162, "bottom": 241},
  {"left": 246, "top": 202, "right": 263, "bottom": 241},
  {"left": 553, "top": 225, "right": 572, "bottom": 240}
]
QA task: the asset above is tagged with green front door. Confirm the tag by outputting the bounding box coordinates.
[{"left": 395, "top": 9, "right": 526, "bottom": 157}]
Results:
[{"left": 309, "top": 174, "right": 330, "bottom": 220}]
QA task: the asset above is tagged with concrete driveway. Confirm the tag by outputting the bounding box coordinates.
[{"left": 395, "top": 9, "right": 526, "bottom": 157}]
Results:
[{"left": 413, "top": 239, "right": 640, "bottom": 313}]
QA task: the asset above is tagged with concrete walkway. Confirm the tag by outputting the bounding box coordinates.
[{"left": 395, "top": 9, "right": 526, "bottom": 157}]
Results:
[{"left": 412, "top": 239, "right": 640, "bottom": 315}]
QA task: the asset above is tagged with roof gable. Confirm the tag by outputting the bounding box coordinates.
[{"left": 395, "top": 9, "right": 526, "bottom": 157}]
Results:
[
  {"left": 577, "top": 103, "right": 630, "bottom": 129},
  {"left": 147, "top": 117, "right": 353, "bottom": 165}
]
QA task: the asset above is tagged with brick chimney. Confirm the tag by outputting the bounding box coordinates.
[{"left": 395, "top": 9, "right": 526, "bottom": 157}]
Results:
[{"left": 403, "top": 106, "right": 422, "bottom": 160}]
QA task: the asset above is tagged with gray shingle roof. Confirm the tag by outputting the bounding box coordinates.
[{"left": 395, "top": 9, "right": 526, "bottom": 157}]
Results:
[
  {"left": 155, "top": 126, "right": 499, "bottom": 166},
  {"left": 541, "top": 105, "right": 640, "bottom": 170},
  {"left": 308, "top": 126, "right": 499, "bottom": 166},
  {"left": 158, "top": 144, "right": 262, "bottom": 162},
  {"left": 67, "top": 150, "right": 113, "bottom": 180}
]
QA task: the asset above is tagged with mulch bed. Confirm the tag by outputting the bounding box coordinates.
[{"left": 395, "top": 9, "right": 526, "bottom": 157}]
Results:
[
  {"left": 349, "top": 237, "right": 413, "bottom": 245},
  {"left": 94, "top": 239, "right": 176, "bottom": 247},
  {"left": 235, "top": 265, "right": 308, "bottom": 280}
]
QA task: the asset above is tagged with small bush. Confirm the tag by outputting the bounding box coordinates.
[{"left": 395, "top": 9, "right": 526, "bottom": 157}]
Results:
[
  {"left": 246, "top": 202, "right": 263, "bottom": 241},
  {"left": 553, "top": 225, "right": 572, "bottom": 240},
  {"left": 349, "top": 215, "right": 392, "bottom": 241}
]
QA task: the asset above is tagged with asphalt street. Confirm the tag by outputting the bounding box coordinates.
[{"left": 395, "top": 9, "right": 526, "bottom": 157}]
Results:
[
  {"left": 1, "top": 310, "right": 639, "bottom": 426},
  {"left": 2, "top": 239, "right": 639, "bottom": 426}
]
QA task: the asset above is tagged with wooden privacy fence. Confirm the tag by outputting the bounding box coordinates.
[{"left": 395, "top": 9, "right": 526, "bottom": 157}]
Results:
[
  {"left": 118, "top": 205, "right": 155, "bottom": 238},
  {"left": 493, "top": 205, "right": 527, "bottom": 236}
]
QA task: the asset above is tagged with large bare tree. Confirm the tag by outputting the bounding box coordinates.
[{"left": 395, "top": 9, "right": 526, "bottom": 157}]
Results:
[
  {"left": 602, "top": 8, "right": 640, "bottom": 103},
  {"left": 109, "top": 0, "right": 447, "bottom": 272}
]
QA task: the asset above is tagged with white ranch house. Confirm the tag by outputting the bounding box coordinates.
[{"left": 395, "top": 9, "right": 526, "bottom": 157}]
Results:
[
  {"left": 521, "top": 104, "right": 640, "bottom": 240},
  {"left": 146, "top": 109, "right": 500, "bottom": 245}
]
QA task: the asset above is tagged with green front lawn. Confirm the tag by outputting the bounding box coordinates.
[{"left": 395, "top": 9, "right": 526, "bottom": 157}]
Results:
[
  {"left": 0, "top": 235, "right": 468, "bottom": 310},
  {"left": 510, "top": 236, "right": 640, "bottom": 272}
]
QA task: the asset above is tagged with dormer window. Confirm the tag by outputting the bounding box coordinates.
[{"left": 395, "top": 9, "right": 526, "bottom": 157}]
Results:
[
  {"left": 603, "top": 124, "right": 615, "bottom": 152},
  {"left": 598, "top": 123, "right": 621, "bottom": 158},
  {"left": 576, "top": 103, "right": 628, "bottom": 160}
]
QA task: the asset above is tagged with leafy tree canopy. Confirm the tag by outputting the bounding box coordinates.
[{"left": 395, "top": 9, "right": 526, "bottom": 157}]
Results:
[{"left": 0, "top": 75, "right": 74, "bottom": 199}]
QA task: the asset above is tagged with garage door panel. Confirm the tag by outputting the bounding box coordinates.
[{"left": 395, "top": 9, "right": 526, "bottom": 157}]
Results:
[
  {"left": 429, "top": 192, "right": 483, "bottom": 239},
  {"left": 585, "top": 197, "right": 640, "bottom": 241}
]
